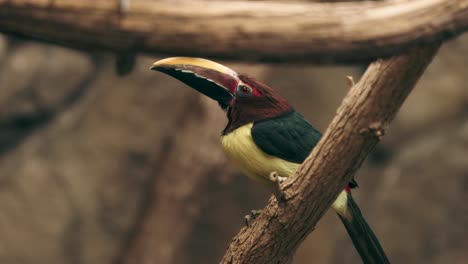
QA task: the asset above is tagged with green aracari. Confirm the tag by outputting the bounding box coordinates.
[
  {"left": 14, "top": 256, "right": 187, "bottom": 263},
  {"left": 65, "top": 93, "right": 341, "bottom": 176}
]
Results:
[{"left": 151, "top": 57, "right": 389, "bottom": 264}]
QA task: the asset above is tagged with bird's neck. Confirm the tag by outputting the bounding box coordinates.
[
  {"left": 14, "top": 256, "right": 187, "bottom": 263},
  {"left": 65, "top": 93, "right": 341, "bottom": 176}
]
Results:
[{"left": 222, "top": 100, "right": 293, "bottom": 135}]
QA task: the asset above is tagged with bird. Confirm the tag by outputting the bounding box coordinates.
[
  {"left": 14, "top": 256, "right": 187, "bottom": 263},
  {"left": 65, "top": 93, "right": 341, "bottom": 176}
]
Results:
[{"left": 150, "top": 57, "right": 389, "bottom": 264}]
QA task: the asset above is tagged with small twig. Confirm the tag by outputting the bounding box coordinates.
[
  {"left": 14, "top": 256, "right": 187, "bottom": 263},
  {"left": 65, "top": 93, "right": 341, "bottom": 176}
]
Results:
[
  {"left": 117, "top": 0, "right": 130, "bottom": 17},
  {"left": 115, "top": 52, "right": 136, "bottom": 76},
  {"left": 346, "top": 75, "right": 356, "bottom": 89},
  {"left": 268, "top": 171, "right": 286, "bottom": 205},
  {"left": 244, "top": 210, "right": 263, "bottom": 227},
  {"left": 359, "top": 122, "right": 387, "bottom": 141}
]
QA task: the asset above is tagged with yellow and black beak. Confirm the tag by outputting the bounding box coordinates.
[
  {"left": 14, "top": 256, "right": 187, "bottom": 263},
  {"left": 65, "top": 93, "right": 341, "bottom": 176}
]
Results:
[{"left": 151, "top": 57, "right": 240, "bottom": 108}]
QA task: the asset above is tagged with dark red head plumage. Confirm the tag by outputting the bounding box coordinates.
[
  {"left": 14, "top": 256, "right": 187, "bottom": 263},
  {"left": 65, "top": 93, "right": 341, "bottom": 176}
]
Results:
[{"left": 223, "top": 75, "right": 293, "bottom": 134}]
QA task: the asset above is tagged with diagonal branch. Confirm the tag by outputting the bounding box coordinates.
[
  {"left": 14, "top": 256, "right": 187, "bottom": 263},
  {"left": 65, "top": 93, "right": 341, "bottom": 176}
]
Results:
[
  {"left": 221, "top": 44, "right": 441, "bottom": 263},
  {"left": 0, "top": 0, "right": 465, "bottom": 63}
]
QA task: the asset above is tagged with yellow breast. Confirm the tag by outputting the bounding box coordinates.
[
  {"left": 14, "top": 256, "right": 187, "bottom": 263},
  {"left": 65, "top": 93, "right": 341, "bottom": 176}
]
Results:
[{"left": 221, "top": 123, "right": 299, "bottom": 190}]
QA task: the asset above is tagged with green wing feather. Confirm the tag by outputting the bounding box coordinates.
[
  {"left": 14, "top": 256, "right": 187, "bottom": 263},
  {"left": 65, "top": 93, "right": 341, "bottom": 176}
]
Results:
[{"left": 251, "top": 111, "right": 321, "bottom": 164}]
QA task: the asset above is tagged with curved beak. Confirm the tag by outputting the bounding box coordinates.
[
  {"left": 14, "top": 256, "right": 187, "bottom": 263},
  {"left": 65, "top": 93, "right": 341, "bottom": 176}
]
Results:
[{"left": 150, "top": 57, "right": 239, "bottom": 108}]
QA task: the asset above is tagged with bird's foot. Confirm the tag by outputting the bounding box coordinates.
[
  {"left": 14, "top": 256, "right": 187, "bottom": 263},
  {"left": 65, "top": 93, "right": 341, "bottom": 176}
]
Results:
[
  {"left": 244, "top": 209, "right": 262, "bottom": 226},
  {"left": 269, "top": 171, "right": 287, "bottom": 205}
]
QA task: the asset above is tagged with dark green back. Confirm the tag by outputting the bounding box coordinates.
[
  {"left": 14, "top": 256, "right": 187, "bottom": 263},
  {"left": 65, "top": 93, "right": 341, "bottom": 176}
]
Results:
[{"left": 251, "top": 111, "right": 321, "bottom": 164}]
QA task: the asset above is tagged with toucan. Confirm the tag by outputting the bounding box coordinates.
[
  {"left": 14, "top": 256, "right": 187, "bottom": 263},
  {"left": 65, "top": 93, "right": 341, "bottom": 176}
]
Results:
[{"left": 151, "top": 57, "right": 389, "bottom": 263}]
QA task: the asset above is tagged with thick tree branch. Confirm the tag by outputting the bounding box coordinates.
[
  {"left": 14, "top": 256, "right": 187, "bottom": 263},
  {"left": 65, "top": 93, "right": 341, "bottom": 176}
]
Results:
[
  {"left": 0, "top": 0, "right": 465, "bottom": 63},
  {"left": 221, "top": 44, "right": 441, "bottom": 263}
]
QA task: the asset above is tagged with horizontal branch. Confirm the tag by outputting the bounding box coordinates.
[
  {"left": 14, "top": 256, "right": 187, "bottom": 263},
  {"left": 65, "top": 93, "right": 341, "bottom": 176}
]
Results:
[
  {"left": 0, "top": 0, "right": 465, "bottom": 63},
  {"left": 221, "top": 44, "right": 440, "bottom": 262}
]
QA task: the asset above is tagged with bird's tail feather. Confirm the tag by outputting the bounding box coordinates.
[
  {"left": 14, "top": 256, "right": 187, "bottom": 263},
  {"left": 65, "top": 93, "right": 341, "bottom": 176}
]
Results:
[{"left": 334, "top": 191, "right": 390, "bottom": 264}]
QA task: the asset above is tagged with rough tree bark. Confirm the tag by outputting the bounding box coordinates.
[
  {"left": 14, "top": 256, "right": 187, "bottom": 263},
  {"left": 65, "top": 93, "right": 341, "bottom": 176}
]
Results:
[
  {"left": 221, "top": 44, "right": 441, "bottom": 263},
  {"left": 0, "top": 0, "right": 466, "bottom": 63}
]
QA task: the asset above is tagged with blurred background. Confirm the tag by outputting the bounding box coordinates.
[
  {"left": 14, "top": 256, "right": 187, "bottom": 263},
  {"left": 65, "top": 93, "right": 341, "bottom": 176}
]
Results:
[{"left": 0, "top": 12, "right": 467, "bottom": 264}]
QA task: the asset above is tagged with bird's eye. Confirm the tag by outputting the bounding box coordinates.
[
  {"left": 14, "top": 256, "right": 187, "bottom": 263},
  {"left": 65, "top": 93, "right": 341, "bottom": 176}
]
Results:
[{"left": 237, "top": 84, "right": 252, "bottom": 97}]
